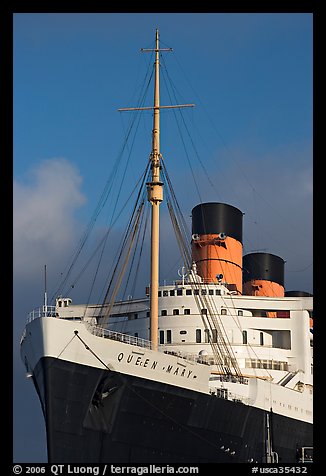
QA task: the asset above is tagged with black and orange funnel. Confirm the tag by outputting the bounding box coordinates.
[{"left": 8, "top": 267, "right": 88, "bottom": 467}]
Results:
[
  {"left": 243, "top": 252, "right": 285, "bottom": 297},
  {"left": 191, "top": 203, "right": 243, "bottom": 293}
]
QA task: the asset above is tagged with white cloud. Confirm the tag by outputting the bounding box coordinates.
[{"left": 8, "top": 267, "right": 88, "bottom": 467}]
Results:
[{"left": 13, "top": 158, "right": 86, "bottom": 279}]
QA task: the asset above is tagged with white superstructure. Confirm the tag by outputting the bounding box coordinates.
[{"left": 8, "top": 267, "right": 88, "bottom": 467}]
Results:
[{"left": 22, "top": 276, "right": 312, "bottom": 424}]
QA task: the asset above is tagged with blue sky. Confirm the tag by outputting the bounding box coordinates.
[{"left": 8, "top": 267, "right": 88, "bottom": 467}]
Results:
[{"left": 13, "top": 12, "right": 312, "bottom": 462}]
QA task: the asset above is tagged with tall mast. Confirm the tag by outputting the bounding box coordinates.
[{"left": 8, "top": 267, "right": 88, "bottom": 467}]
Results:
[
  {"left": 118, "top": 29, "right": 194, "bottom": 351},
  {"left": 148, "top": 29, "right": 163, "bottom": 351}
]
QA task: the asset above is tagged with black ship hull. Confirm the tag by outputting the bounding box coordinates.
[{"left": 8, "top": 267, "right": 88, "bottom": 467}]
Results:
[{"left": 33, "top": 356, "right": 312, "bottom": 463}]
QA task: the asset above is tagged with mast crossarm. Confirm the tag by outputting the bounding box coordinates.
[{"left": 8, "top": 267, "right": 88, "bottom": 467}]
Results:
[
  {"left": 118, "top": 104, "right": 195, "bottom": 112},
  {"left": 141, "top": 48, "right": 173, "bottom": 53}
]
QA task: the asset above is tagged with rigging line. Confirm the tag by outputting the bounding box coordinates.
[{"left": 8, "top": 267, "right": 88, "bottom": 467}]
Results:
[
  {"left": 97, "top": 160, "right": 150, "bottom": 306},
  {"left": 52, "top": 68, "right": 154, "bottom": 302},
  {"left": 98, "top": 198, "right": 143, "bottom": 312},
  {"left": 128, "top": 203, "right": 150, "bottom": 299},
  {"left": 170, "top": 228, "right": 241, "bottom": 373},
  {"left": 203, "top": 281, "right": 274, "bottom": 380},
  {"left": 74, "top": 331, "right": 109, "bottom": 369},
  {"left": 51, "top": 138, "right": 136, "bottom": 302},
  {"left": 73, "top": 330, "right": 238, "bottom": 455},
  {"left": 166, "top": 194, "right": 233, "bottom": 374},
  {"left": 163, "top": 170, "right": 272, "bottom": 376},
  {"left": 163, "top": 185, "right": 191, "bottom": 270},
  {"left": 167, "top": 202, "right": 190, "bottom": 273},
  {"left": 119, "top": 205, "right": 150, "bottom": 336},
  {"left": 111, "top": 67, "right": 155, "bottom": 226},
  {"left": 198, "top": 291, "right": 242, "bottom": 377},
  {"left": 90, "top": 162, "right": 151, "bottom": 312},
  {"left": 100, "top": 201, "right": 145, "bottom": 327},
  {"left": 91, "top": 113, "right": 147, "bottom": 298},
  {"left": 287, "top": 262, "right": 313, "bottom": 273},
  {"left": 91, "top": 65, "right": 153, "bottom": 308},
  {"left": 170, "top": 50, "right": 257, "bottom": 190},
  {"left": 161, "top": 157, "right": 236, "bottom": 375},
  {"left": 172, "top": 51, "right": 312, "bottom": 242},
  {"left": 158, "top": 71, "right": 202, "bottom": 204},
  {"left": 52, "top": 142, "right": 129, "bottom": 300},
  {"left": 161, "top": 162, "right": 192, "bottom": 255},
  {"left": 120, "top": 205, "right": 150, "bottom": 334},
  {"left": 118, "top": 57, "right": 154, "bottom": 162},
  {"left": 121, "top": 192, "right": 148, "bottom": 299},
  {"left": 161, "top": 59, "right": 220, "bottom": 199},
  {"left": 167, "top": 201, "right": 191, "bottom": 268},
  {"left": 163, "top": 159, "right": 245, "bottom": 375},
  {"left": 163, "top": 173, "right": 241, "bottom": 376},
  {"left": 97, "top": 204, "right": 146, "bottom": 314},
  {"left": 61, "top": 162, "right": 151, "bottom": 303},
  {"left": 165, "top": 172, "right": 191, "bottom": 244}
]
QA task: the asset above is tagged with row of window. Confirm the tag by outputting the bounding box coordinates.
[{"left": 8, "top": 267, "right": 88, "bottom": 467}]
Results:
[
  {"left": 160, "top": 308, "right": 242, "bottom": 316},
  {"left": 159, "top": 328, "right": 212, "bottom": 344},
  {"left": 159, "top": 328, "right": 264, "bottom": 345},
  {"left": 159, "top": 289, "right": 221, "bottom": 297},
  {"left": 245, "top": 358, "right": 288, "bottom": 371},
  {"left": 116, "top": 309, "right": 290, "bottom": 320}
]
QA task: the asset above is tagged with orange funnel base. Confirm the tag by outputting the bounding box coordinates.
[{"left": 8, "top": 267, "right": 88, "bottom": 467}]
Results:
[
  {"left": 243, "top": 279, "right": 284, "bottom": 297},
  {"left": 192, "top": 234, "right": 242, "bottom": 293}
]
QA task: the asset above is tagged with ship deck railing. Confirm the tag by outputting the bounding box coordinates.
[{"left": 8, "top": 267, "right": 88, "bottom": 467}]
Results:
[
  {"left": 85, "top": 322, "right": 152, "bottom": 349},
  {"left": 85, "top": 323, "right": 215, "bottom": 365},
  {"left": 27, "top": 306, "right": 57, "bottom": 323}
]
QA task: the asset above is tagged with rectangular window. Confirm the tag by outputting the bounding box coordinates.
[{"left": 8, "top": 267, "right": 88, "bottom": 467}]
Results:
[
  {"left": 173, "top": 309, "right": 179, "bottom": 315},
  {"left": 194, "top": 289, "right": 199, "bottom": 295},
  {"left": 216, "top": 290, "right": 221, "bottom": 295},
  {"left": 163, "top": 290, "right": 168, "bottom": 297},
  {"left": 166, "top": 330, "right": 172, "bottom": 344},
  {"left": 212, "top": 329, "right": 218, "bottom": 343},
  {"left": 196, "top": 329, "right": 202, "bottom": 343},
  {"left": 170, "top": 290, "right": 175, "bottom": 296},
  {"left": 201, "top": 308, "right": 207, "bottom": 315},
  {"left": 238, "top": 310, "right": 243, "bottom": 316},
  {"left": 158, "top": 291, "right": 161, "bottom": 297},
  {"left": 186, "top": 289, "right": 192, "bottom": 295},
  {"left": 209, "top": 289, "right": 214, "bottom": 295},
  {"left": 184, "top": 309, "right": 191, "bottom": 315},
  {"left": 260, "top": 332, "right": 264, "bottom": 346},
  {"left": 243, "top": 330, "right": 248, "bottom": 344},
  {"left": 204, "top": 329, "right": 210, "bottom": 343},
  {"left": 159, "top": 330, "right": 164, "bottom": 344},
  {"left": 177, "top": 289, "right": 183, "bottom": 296},
  {"left": 221, "top": 309, "right": 227, "bottom": 315},
  {"left": 161, "top": 310, "right": 167, "bottom": 316},
  {"left": 201, "top": 289, "right": 207, "bottom": 295}
]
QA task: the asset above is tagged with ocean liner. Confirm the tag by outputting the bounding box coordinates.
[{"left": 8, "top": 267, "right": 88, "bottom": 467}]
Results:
[{"left": 20, "top": 30, "right": 313, "bottom": 464}]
